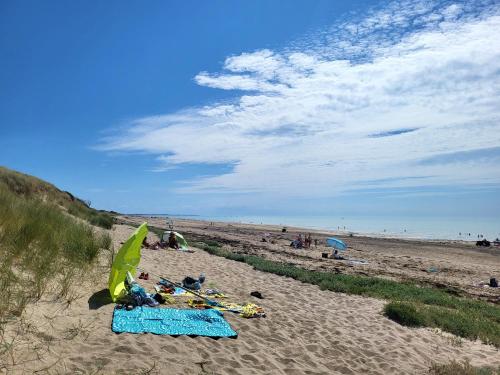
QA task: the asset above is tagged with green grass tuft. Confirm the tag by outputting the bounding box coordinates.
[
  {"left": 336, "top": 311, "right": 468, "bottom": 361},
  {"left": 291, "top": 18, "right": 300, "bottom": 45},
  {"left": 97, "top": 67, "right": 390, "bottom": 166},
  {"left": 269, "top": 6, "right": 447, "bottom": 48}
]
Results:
[{"left": 384, "top": 302, "right": 426, "bottom": 327}]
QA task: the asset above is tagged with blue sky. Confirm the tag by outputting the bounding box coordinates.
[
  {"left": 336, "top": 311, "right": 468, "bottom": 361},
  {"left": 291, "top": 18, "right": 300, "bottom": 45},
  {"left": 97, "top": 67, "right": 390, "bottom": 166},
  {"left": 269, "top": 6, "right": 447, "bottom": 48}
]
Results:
[{"left": 1, "top": 0, "right": 500, "bottom": 218}]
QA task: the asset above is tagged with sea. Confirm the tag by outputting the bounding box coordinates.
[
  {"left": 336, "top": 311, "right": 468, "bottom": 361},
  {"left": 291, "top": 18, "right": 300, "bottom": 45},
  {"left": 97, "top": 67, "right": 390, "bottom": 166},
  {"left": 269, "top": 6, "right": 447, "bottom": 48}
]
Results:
[{"left": 133, "top": 214, "right": 500, "bottom": 242}]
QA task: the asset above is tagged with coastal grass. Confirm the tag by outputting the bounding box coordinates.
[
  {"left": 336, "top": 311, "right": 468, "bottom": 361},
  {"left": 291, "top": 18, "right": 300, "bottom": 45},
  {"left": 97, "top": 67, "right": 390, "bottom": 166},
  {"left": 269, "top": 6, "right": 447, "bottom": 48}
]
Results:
[
  {"left": 0, "top": 183, "right": 112, "bottom": 324},
  {"left": 0, "top": 166, "right": 114, "bottom": 229},
  {"left": 67, "top": 205, "right": 114, "bottom": 229},
  {"left": 429, "top": 360, "right": 500, "bottom": 375},
  {"left": 195, "top": 241, "right": 500, "bottom": 347}
]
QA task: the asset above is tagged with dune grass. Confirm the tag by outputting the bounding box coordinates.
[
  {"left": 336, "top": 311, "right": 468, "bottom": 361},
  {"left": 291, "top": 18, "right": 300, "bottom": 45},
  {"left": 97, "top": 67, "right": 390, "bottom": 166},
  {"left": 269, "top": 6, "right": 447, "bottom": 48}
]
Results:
[
  {"left": 0, "top": 166, "right": 114, "bottom": 229},
  {"left": 194, "top": 241, "right": 500, "bottom": 347},
  {"left": 0, "top": 183, "right": 112, "bottom": 323},
  {"left": 67, "top": 204, "right": 114, "bottom": 229},
  {"left": 429, "top": 360, "right": 500, "bottom": 375}
]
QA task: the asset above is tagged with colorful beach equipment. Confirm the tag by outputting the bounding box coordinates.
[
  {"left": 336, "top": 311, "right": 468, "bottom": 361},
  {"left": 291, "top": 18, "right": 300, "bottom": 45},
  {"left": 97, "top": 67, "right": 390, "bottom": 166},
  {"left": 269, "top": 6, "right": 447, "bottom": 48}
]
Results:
[
  {"left": 326, "top": 237, "right": 347, "bottom": 251},
  {"left": 108, "top": 222, "right": 148, "bottom": 302}
]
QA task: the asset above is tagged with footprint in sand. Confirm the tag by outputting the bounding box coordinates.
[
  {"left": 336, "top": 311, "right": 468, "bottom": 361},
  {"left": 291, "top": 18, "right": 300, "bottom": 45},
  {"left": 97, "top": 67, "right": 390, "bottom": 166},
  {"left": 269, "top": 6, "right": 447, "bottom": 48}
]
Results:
[
  {"left": 161, "top": 344, "right": 179, "bottom": 354},
  {"left": 114, "top": 344, "right": 136, "bottom": 354}
]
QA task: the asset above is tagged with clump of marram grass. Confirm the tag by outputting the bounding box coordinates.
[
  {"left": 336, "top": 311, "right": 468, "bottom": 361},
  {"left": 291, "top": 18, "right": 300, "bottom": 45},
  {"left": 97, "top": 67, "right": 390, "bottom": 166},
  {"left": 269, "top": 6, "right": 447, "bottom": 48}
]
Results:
[
  {"left": 0, "top": 184, "right": 112, "bottom": 322},
  {"left": 429, "top": 360, "right": 500, "bottom": 375},
  {"left": 67, "top": 205, "right": 114, "bottom": 229},
  {"left": 193, "top": 240, "right": 500, "bottom": 348}
]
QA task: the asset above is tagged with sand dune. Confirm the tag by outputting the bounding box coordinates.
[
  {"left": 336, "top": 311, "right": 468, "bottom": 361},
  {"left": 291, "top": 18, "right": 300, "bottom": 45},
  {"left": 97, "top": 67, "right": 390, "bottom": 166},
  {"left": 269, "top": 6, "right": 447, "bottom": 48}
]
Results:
[{"left": 2, "top": 223, "right": 499, "bottom": 374}]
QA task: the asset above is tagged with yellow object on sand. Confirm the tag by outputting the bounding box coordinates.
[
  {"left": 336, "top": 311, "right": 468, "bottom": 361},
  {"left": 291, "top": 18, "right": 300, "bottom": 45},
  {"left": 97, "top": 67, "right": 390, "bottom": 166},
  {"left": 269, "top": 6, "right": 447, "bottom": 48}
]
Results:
[
  {"left": 187, "top": 299, "right": 265, "bottom": 318},
  {"left": 158, "top": 292, "right": 175, "bottom": 304},
  {"left": 108, "top": 222, "right": 148, "bottom": 302},
  {"left": 241, "top": 303, "right": 265, "bottom": 318}
]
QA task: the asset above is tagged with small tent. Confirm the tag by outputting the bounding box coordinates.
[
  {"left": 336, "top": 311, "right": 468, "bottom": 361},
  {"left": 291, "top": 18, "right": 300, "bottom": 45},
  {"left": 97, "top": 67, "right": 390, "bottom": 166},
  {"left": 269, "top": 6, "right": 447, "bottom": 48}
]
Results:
[{"left": 162, "top": 231, "right": 189, "bottom": 250}]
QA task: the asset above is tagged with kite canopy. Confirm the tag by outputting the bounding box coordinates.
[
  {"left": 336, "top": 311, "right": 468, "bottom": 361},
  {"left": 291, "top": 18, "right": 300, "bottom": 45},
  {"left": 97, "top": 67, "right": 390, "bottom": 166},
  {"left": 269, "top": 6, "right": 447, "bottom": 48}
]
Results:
[
  {"left": 326, "top": 237, "right": 347, "bottom": 251},
  {"left": 162, "top": 231, "right": 189, "bottom": 250},
  {"left": 108, "top": 222, "right": 148, "bottom": 302}
]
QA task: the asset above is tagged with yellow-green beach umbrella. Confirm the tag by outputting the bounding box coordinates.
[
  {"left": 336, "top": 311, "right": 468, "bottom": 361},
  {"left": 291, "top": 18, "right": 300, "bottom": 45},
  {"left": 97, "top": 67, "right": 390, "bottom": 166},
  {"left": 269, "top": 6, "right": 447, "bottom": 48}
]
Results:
[{"left": 108, "top": 222, "right": 148, "bottom": 302}]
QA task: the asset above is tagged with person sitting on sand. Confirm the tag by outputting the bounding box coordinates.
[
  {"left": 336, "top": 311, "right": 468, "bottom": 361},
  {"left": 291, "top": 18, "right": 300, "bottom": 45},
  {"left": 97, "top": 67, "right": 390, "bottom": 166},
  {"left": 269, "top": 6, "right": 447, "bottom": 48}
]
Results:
[
  {"left": 168, "top": 231, "right": 179, "bottom": 250},
  {"left": 332, "top": 250, "right": 345, "bottom": 260},
  {"left": 297, "top": 234, "right": 304, "bottom": 249},
  {"left": 289, "top": 234, "right": 303, "bottom": 249}
]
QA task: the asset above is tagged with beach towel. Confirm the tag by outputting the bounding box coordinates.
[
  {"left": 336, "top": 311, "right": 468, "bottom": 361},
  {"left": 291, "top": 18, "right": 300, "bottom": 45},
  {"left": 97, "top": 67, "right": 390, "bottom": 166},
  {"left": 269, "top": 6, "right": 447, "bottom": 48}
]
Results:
[
  {"left": 112, "top": 306, "right": 237, "bottom": 337},
  {"left": 187, "top": 299, "right": 265, "bottom": 318}
]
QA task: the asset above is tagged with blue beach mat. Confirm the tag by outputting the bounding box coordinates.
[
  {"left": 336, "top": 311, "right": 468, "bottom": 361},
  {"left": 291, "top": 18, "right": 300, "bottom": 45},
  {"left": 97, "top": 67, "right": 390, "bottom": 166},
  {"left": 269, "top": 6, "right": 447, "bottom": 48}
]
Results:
[{"left": 112, "top": 306, "right": 237, "bottom": 338}]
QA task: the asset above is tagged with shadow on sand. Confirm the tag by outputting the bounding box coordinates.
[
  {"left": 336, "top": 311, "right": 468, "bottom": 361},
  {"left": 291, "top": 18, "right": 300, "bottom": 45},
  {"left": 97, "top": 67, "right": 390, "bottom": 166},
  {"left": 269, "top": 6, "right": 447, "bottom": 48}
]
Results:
[{"left": 88, "top": 289, "right": 113, "bottom": 310}]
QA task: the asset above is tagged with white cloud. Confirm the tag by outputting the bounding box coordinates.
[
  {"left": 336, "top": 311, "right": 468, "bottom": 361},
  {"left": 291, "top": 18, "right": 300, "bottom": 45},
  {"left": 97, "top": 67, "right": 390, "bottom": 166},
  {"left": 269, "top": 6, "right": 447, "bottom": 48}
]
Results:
[{"left": 99, "top": 0, "right": 500, "bottom": 199}]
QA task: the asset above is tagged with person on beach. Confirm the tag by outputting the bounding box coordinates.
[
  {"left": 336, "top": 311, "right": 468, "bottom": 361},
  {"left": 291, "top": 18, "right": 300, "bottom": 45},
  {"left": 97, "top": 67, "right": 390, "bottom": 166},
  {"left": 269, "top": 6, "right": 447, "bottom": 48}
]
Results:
[
  {"left": 168, "top": 231, "right": 179, "bottom": 249},
  {"left": 304, "top": 233, "right": 312, "bottom": 249},
  {"left": 333, "top": 250, "right": 345, "bottom": 260},
  {"left": 290, "top": 234, "right": 303, "bottom": 249}
]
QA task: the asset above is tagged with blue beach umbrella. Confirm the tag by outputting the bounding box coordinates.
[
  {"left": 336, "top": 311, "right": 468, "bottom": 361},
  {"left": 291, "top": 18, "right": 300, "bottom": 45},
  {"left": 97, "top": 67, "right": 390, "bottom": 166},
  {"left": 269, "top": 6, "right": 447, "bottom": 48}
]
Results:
[{"left": 326, "top": 237, "right": 347, "bottom": 251}]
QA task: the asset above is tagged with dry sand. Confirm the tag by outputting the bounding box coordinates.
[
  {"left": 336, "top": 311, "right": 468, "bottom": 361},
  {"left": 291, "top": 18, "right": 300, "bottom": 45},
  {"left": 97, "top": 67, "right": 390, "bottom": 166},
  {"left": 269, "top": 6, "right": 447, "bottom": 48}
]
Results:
[{"left": 2, "top": 220, "right": 499, "bottom": 374}]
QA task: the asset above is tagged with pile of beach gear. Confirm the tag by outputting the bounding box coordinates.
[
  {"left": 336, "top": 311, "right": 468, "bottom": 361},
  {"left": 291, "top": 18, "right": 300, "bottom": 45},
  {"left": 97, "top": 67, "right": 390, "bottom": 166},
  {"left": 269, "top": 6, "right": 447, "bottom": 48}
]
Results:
[{"left": 108, "top": 223, "right": 264, "bottom": 338}]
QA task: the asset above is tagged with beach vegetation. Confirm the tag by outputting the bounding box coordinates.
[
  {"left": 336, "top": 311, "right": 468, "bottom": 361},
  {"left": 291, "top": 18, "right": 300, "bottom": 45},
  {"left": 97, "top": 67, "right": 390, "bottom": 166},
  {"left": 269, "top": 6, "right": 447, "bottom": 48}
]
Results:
[
  {"left": 194, "top": 241, "right": 500, "bottom": 347},
  {"left": 0, "top": 166, "right": 114, "bottom": 229},
  {"left": 0, "top": 180, "right": 112, "bottom": 329},
  {"left": 429, "top": 360, "right": 500, "bottom": 375}
]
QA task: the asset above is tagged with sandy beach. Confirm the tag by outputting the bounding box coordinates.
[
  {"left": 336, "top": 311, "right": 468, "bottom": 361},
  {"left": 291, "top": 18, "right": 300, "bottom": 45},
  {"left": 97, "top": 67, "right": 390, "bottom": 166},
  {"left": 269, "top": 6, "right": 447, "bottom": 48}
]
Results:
[
  {"left": 124, "top": 216, "right": 500, "bottom": 303},
  {"left": 2, "top": 219, "right": 499, "bottom": 374}
]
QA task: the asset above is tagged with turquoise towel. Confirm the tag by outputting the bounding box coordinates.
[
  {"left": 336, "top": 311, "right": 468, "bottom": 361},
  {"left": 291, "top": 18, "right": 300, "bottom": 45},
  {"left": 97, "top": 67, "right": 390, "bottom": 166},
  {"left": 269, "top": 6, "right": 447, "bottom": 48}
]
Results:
[{"left": 112, "top": 306, "right": 237, "bottom": 338}]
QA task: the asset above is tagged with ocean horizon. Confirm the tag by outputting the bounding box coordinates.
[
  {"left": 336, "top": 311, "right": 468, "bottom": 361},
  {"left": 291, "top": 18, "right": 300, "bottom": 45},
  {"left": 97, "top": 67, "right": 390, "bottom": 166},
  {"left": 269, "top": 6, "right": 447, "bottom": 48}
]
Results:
[{"left": 128, "top": 214, "right": 500, "bottom": 242}]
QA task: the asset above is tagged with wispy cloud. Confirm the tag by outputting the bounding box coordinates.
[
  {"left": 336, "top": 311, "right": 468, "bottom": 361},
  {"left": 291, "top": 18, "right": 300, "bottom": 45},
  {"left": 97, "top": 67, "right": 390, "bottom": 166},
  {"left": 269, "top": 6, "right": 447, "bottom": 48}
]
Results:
[
  {"left": 369, "top": 128, "right": 420, "bottom": 138},
  {"left": 98, "top": 0, "right": 500, "bottom": 199}
]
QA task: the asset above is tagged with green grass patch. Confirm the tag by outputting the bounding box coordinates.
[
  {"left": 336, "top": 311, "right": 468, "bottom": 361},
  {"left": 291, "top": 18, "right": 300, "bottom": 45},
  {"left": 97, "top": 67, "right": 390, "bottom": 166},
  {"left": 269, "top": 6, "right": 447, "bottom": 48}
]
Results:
[
  {"left": 0, "top": 166, "right": 114, "bottom": 229},
  {"left": 67, "top": 205, "right": 114, "bottom": 229},
  {"left": 194, "top": 241, "right": 500, "bottom": 347},
  {"left": 0, "top": 183, "right": 112, "bottom": 323},
  {"left": 429, "top": 360, "right": 500, "bottom": 375}
]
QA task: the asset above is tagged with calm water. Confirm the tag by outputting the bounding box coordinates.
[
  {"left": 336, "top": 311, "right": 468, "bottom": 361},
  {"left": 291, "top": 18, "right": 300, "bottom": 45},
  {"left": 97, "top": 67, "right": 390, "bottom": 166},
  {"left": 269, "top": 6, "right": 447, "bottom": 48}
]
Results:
[{"left": 137, "top": 214, "right": 500, "bottom": 241}]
